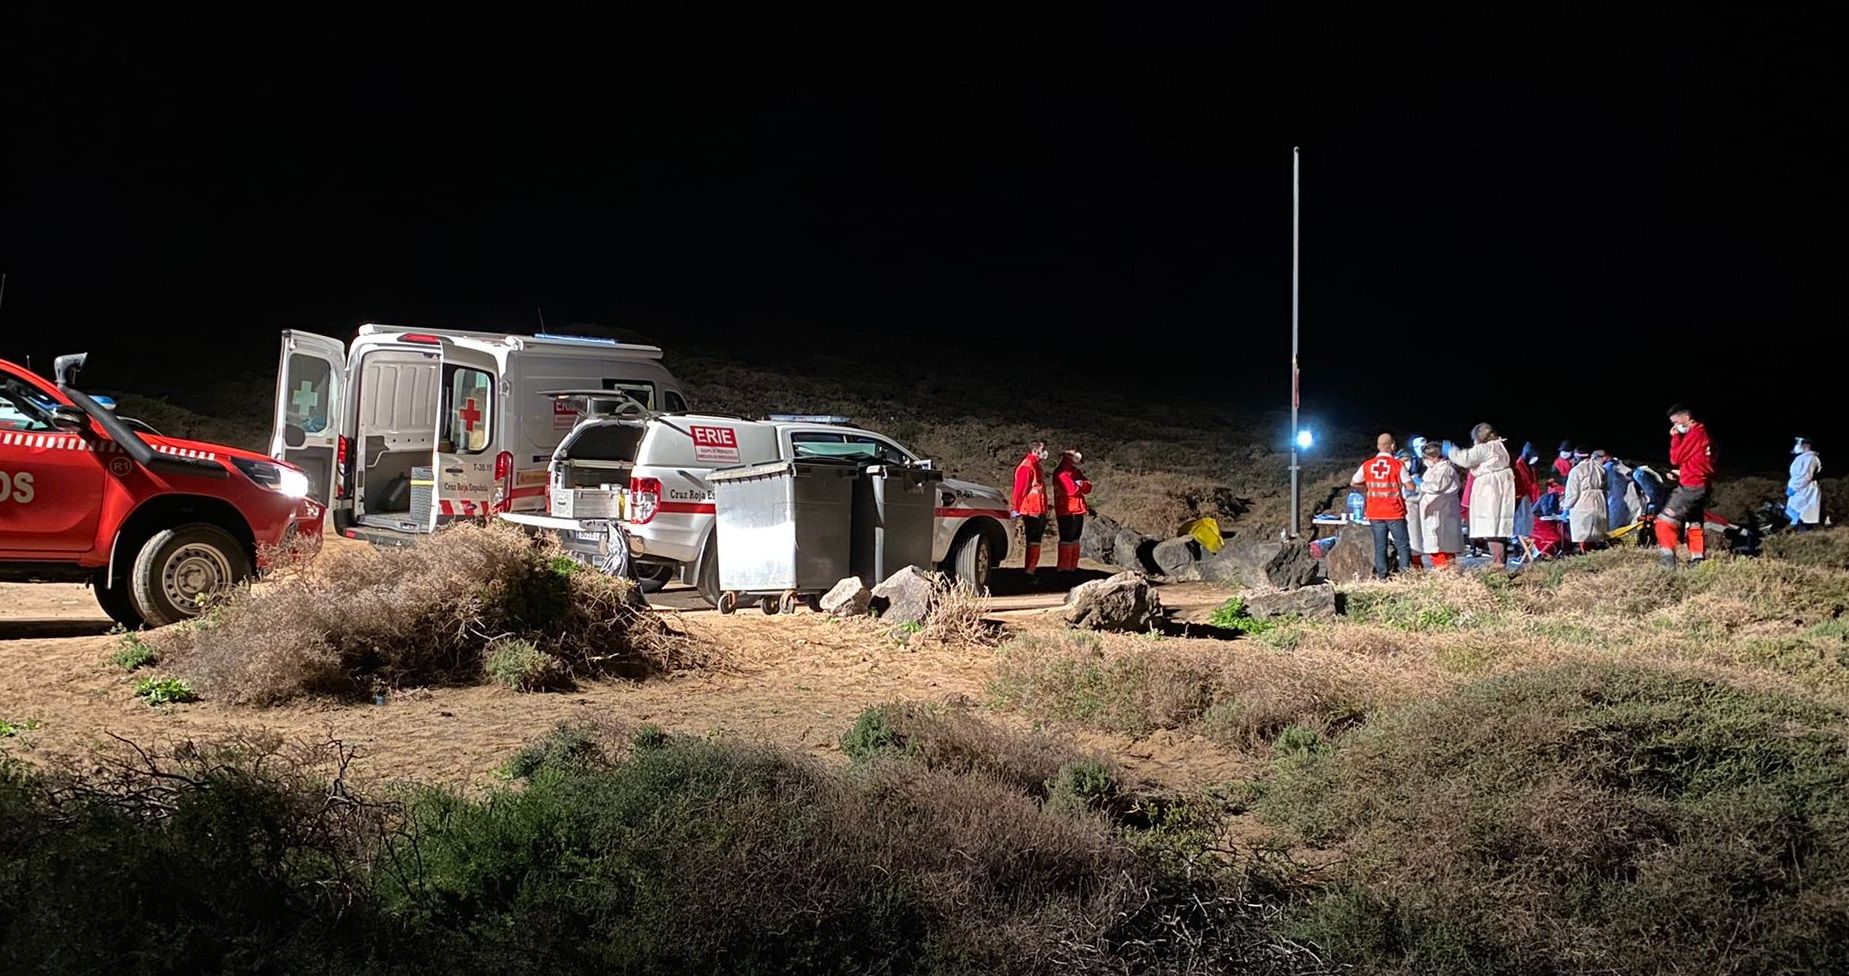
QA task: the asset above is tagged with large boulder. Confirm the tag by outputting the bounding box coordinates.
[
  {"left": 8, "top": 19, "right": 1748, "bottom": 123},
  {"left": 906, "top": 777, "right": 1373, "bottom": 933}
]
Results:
[
  {"left": 1149, "top": 536, "right": 1204, "bottom": 581},
  {"left": 1063, "top": 571, "right": 1164, "bottom": 632},
  {"left": 1242, "top": 583, "right": 1338, "bottom": 620},
  {"left": 871, "top": 566, "right": 945, "bottom": 626},
  {"left": 820, "top": 576, "right": 872, "bottom": 617},
  {"left": 1080, "top": 511, "right": 1158, "bottom": 572},
  {"left": 1200, "top": 538, "right": 1320, "bottom": 590},
  {"left": 1316, "top": 523, "right": 1376, "bottom": 583}
]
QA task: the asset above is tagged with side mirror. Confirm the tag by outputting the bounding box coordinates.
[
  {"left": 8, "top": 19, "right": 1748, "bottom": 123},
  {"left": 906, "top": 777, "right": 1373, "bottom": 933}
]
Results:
[
  {"left": 915, "top": 459, "right": 935, "bottom": 471},
  {"left": 283, "top": 424, "right": 307, "bottom": 449},
  {"left": 51, "top": 404, "right": 88, "bottom": 430}
]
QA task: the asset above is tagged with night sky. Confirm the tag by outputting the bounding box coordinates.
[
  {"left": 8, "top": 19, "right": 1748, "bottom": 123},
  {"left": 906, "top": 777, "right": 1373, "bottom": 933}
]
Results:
[{"left": 2, "top": 5, "right": 1842, "bottom": 472}]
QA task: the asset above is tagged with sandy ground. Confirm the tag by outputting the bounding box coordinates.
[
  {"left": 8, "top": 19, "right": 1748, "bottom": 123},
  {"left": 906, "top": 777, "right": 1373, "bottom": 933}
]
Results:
[{"left": 0, "top": 571, "right": 1249, "bottom": 791}]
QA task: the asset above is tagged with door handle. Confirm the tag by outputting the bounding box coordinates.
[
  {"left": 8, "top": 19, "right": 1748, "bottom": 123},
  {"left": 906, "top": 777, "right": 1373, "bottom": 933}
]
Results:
[{"left": 444, "top": 466, "right": 465, "bottom": 475}]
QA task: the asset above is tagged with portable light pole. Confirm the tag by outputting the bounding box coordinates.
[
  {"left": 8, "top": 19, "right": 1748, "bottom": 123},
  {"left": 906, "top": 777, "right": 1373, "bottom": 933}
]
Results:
[{"left": 1288, "top": 147, "right": 1302, "bottom": 538}]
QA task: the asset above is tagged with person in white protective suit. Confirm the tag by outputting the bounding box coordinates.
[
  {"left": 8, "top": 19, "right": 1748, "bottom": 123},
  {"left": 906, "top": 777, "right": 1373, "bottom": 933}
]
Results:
[
  {"left": 1562, "top": 447, "right": 1609, "bottom": 551},
  {"left": 1416, "top": 440, "right": 1465, "bottom": 569},
  {"left": 1787, "top": 437, "right": 1822, "bottom": 530},
  {"left": 1448, "top": 422, "right": 1516, "bottom": 567}
]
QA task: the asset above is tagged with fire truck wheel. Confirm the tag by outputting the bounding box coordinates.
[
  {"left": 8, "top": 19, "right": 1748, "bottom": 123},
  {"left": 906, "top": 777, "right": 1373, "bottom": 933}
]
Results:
[
  {"left": 130, "top": 523, "right": 253, "bottom": 627},
  {"left": 91, "top": 571, "right": 145, "bottom": 630}
]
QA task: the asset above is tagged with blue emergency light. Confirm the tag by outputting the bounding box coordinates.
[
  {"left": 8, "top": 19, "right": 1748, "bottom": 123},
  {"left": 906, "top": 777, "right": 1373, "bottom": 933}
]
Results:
[{"left": 767, "top": 414, "right": 853, "bottom": 425}]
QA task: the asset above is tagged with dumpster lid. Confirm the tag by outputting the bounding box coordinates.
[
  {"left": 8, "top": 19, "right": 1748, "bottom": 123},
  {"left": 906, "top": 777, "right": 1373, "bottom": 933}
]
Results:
[{"left": 709, "top": 456, "right": 862, "bottom": 482}]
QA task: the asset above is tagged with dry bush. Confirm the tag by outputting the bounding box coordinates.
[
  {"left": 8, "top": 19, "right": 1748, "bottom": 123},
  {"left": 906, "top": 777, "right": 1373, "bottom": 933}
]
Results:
[
  {"left": 840, "top": 699, "right": 1094, "bottom": 799},
  {"left": 152, "top": 522, "right": 713, "bottom": 704},
  {"left": 917, "top": 579, "right": 1002, "bottom": 646},
  {"left": 1263, "top": 661, "right": 1849, "bottom": 974}
]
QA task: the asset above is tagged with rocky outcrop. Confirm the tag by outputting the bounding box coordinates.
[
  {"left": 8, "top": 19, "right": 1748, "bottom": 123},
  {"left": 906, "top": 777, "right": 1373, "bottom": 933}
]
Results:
[
  {"left": 871, "top": 566, "right": 945, "bottom": 626},
  {"left": 1241, "top": 583, "right": 1338, "bottom": 619}
]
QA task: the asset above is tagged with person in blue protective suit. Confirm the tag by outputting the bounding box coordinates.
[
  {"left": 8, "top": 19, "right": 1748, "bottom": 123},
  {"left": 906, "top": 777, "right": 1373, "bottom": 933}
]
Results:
[
  {"left": 1400, "top": 436, "right": 1428, "bottom": 567},
  {"left": 1632, "top": 464, "right": 1669, "bottom": 515},
  {"left": 1604, "top": 455, "right": 1640, "bottom": 535},
  {"left": 1787, "top": 437, "right": 1822, "bottom": 530}
]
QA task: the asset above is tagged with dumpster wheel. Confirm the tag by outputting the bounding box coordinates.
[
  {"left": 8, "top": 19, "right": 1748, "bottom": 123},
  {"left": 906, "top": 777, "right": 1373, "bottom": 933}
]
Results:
[
  {"left": 717, "top": 591, "right": 739, "bottom": 615},
  {"left": 760, "top": 595, "right": 781, "bottom": 615},
  {"left": 778, "top": 590, "right": 800, "bottom": 615}
]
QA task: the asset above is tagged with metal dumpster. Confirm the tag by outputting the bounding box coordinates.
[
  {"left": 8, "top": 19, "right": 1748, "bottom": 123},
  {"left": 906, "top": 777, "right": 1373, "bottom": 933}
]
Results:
[
  {"left": 709, "top": 458, "right": 857, "bottom": 614},
  {"left": 852, "top": 464, "right": 943, "bottom": 583}
]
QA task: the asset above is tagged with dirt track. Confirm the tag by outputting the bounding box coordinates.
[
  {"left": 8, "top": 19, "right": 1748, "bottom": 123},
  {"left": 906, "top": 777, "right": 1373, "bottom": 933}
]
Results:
[{"left": 0, "top": 574, "right": 1249, "bottom": 790}]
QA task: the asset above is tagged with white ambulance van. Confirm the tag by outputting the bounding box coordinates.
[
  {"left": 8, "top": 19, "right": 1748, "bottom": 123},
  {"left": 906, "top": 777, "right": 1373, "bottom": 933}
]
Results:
[{"left": 269, "top": 325, "right": 687, "bottom": 542}]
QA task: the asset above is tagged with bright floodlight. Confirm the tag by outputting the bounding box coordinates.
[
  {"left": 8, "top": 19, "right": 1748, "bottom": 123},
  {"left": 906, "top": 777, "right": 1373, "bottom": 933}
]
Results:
[{"left": 1295, "top": 430, "right": 1314, "bottom": 450}]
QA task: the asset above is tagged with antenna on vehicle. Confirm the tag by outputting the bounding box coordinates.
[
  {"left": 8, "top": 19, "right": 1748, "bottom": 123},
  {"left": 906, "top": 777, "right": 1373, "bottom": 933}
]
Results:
[
  {"left": 537, "top": 306, "right": 546, "bottom": 330},
  {"left": 0, "top": 272, "right": 8, "bottom": 323}
]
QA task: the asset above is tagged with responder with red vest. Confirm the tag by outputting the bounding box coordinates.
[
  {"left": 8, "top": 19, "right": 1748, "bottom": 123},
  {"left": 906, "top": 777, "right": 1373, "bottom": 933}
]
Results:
[
  {"left": 1656, "top": 404, "right": 1714, "bottom": 568},
  {"left": 1011, "top": 441, "right": 1051, "bottom": 581},
  {"left": 1052, "top": 448, "right": 1093, "bottom": 575},
  {"left": 1351, "top": 433, "right": 1417, "bottom": 579}
]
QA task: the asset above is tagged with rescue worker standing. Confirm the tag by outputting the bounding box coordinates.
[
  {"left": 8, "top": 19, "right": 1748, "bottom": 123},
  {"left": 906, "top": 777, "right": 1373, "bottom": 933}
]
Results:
[
  {"left": 1562, "top": 447, "right": 1609, "bottom": 551},
  {"left": 1052, "top": 449, "right": 1092, "bottom": 575},
  {"left": 1449, "top": 423, "right": 1517, "bottom": 567},
  {"left": 1656, "top": 405, "right": 1714, "bottom": 568},
  {"left": 1352, "top": 433, "right": 1416, "bottom": 579},
  {"left": 1011, "top": 441, "right": 1051, "bottom": 581},
  {"left": 1787, "top": 437, "right": 1822, "bottom": 531},
  {"left": 1416, "top": 440, "right": 1464, "bottom": 570}
]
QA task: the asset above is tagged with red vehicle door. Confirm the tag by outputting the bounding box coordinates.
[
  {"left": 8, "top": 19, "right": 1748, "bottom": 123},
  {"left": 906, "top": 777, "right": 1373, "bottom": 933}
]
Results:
[{"left": 0, "top": 370, "right": 107, "bottom": 555}]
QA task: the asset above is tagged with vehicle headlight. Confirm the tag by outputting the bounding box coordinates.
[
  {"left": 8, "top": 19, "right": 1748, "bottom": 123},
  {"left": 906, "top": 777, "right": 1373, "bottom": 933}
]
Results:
[{"left": 233, "top": 457, "right": 311, "bottom": 498}]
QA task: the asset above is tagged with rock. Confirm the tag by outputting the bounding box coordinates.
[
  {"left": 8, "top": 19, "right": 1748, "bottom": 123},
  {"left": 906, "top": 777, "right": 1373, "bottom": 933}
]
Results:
[
  {"left": 1198, "top": 540, "right": 1281, "bottom": 588},
  {"left": 1150, "top": 536, "right": 1203, "bottom": 581},
  {"left": 1080, "top": 511, "right": 1159, "bottom": 572},
  {"left": 871, "top": 566, "right": 945, "bottom": 626},
  {"left": 819, "top": 577, "right": 871, "bottom": 617},
  {"left": 1264, "top": 540, "right": 1321, "bottom": 590},
  {"left": 1241, "top": 583, "right": 1338, "bottom": 619},
  {"left": 1063, "top": 571, "right": 1164, "bottom": 632},
  {"left": 1316, "top": 523, "right": 1375, "bottom": 583}
]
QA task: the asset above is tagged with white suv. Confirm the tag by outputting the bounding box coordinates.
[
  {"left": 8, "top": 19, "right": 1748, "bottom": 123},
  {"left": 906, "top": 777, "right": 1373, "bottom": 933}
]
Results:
[{"left": 518, "top": 405, "right": 1011, "bottom": 604}]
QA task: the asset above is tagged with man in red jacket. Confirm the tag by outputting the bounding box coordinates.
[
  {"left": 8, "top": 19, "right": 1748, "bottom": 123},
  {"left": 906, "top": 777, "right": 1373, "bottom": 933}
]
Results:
[
  {"left": 1655, "top": 404, "right": 1714, "bottom": 568},
  {"left": 1011, "top": 441, "right": 1051, "bottom": 581}
]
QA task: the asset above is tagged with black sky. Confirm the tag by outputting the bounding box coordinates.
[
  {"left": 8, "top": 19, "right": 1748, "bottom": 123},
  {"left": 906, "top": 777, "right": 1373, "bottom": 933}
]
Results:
[{"left": 2, "top": 4, "right": 1843, "bottom": 471}]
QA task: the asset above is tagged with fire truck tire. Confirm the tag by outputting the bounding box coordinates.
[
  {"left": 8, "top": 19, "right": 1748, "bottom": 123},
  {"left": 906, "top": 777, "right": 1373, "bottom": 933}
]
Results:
[
  {"left": 130, "top": 523, "right": 253, "bottom": 627},
  {"left": 948, "top": 528, "right": 992, "bottom": 594},
  {"left": 91, "top": 571, "right": 145, "bottom": 630}
]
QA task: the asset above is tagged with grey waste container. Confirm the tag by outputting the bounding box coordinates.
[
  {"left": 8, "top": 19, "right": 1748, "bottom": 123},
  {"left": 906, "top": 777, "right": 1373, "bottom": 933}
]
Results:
[
  {"left": 852, "top": 464, "right": 944, "bottom": 583},
  {"left": 709, "top": 458, "right": 858, "bottom": 613}
]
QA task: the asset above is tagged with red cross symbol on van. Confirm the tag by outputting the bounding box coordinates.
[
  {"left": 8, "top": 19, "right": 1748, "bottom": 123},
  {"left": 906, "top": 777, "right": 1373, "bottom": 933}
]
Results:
[{"left": 459, "top": 398, "right": 482, "bottom": 432}]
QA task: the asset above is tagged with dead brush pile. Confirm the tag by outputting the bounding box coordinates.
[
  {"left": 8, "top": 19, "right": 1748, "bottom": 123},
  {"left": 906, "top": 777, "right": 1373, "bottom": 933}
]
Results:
[{"left": 151, "top": 523, "right": 712, "bottom": 704}]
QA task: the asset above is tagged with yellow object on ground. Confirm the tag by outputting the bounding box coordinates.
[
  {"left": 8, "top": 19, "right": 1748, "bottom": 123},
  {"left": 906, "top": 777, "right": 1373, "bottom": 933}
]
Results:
[
  {"left": 1181, "top": 516, "right": 1224, "bottom": 553},
  {"left": 1607, "top": 519, "right": 1644, "bottom": 541}
]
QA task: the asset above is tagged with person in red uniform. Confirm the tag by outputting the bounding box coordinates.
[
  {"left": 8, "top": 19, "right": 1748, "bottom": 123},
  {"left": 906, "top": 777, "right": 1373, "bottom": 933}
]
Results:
[
  {"left": 1655, "top": 404, "right": 1714, "bottom": 568},
  {"left": 1052, "top": 449, "right": 1093, "bottom": 575},
  {"left": 1351, "top": 433, "right": 1416, "bottom": 579},
  {"left": 1011, "top": 441, "right": 1051, "bottom": 581}
]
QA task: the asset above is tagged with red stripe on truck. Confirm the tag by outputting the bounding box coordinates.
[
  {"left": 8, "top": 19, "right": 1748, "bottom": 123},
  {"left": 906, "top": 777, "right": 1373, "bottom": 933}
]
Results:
[
  {"left": 936, "top": 508, "right": 1011, "bottom": 520},
  {"left": 658, "top": 501, "right": 718, "bottom": 515}
]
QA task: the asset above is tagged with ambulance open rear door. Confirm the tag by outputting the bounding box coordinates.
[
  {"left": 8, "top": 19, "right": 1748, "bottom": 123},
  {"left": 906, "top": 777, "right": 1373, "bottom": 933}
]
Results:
[{"left": 270, "top": 330, "right": 348, "bottom": 510}]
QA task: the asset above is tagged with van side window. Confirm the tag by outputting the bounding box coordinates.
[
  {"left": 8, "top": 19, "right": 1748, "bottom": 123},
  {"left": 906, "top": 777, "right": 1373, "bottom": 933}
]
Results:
[
  {"left": 665, "top": 391, "right": 687, "bottom": 413},
  {"left": 442, "top": 366, "right": 494, "bottom": 455},
  {"left": 602, "top": 380, "right": 656, "bottom": 409},
  {"left": 284, "top": 353, "right": 338, "bottom": 434}
]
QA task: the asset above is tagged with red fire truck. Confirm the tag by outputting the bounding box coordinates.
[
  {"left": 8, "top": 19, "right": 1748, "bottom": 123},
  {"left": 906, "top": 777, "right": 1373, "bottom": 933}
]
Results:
[{"left": 0, "top": 353, "right": 325, "bottom": 627}]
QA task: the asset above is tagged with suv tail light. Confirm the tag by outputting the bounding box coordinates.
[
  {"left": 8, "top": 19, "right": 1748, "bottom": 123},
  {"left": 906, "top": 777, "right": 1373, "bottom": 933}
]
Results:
[
  {"left": 335, "top": 435, "right": 352, "bottom": 500},
  {"left": 629, "top": 476, "right": 661, "bottom": 524},
  {"left": 493, "top": 451, "right": 514, "bottom": 511}
]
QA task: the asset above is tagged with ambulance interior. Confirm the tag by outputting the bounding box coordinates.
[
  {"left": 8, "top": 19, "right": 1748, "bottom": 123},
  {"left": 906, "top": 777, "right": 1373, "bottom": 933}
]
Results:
[{"left": 354, "top": 353, "right": 440, "bottom": 529}]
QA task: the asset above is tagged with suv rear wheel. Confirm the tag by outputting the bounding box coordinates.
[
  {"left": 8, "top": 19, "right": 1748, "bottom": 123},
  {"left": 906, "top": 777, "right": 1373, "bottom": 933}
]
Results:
[
  {"left": 696, "top": 532, "right": 722, "bottom": 608},
  {"left": 130, "top": 523, "right": 253, "bottom": 627},
  {"left": 948, "top": 529, "right": 992, "bottom": 593}
]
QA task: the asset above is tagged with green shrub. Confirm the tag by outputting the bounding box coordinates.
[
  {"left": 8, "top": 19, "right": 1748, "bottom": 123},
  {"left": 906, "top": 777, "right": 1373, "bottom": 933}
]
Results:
[
  {"left": 500, "top": 722, "right": 614, "bottom": 780},
  {"left": 839, "top": 706, "right": 909, "bottom": 761},
  {"left": 0, "top": 718, "right": 41, "bottom": 738},
  {"left": 132, "top": 676, "right": 197, "bottom": 706},
  {"left": 1209, "top": 596, "right": 1280, "bottom": 635},
  {"left": 109, "top": 634, "right": 159, "bottom": 671},
  {"left": 1045, "top": 758, "right": 1120, "bottom": 816},
  {"left": 1263, "top": 663, "right": 1849, "bottom": 974},
  {"left": 989, "top": 631, "right": 1222, "bottom": 735},
  {"left": 484, "top": 637, "right": 563, "bottom": 691}
]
